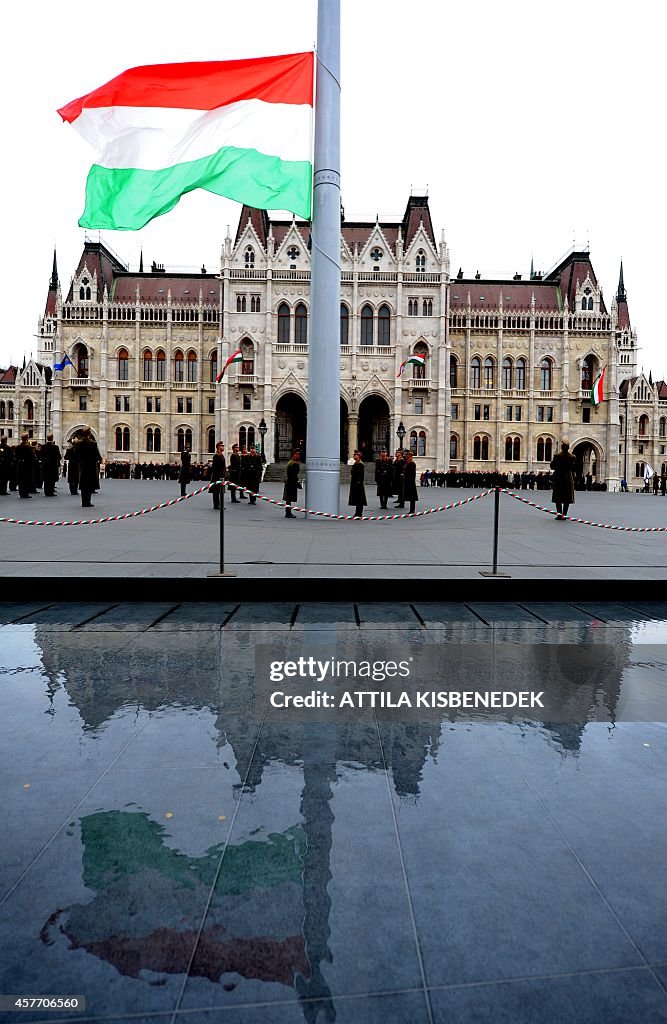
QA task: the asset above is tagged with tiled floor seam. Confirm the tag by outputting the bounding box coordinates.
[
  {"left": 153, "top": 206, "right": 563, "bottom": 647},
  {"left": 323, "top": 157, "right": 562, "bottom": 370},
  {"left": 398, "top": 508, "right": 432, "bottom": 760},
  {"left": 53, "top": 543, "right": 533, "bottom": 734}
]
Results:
[
  {"left": 423, "top": 962, "right": 666, "bottom": 992},
  {"left": 374, "top": 712, "right": 435, "bottom": 1024},
  {"left": 169, "top": 701, "right": 271, "bottom": 1024}
]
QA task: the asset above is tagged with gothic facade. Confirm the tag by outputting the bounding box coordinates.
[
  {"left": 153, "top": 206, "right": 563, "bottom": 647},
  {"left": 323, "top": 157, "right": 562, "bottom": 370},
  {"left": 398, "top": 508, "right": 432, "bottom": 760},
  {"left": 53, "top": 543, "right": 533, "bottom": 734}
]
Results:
[{"left": 2, "top": 193, "right": 663, "bottom": 490}]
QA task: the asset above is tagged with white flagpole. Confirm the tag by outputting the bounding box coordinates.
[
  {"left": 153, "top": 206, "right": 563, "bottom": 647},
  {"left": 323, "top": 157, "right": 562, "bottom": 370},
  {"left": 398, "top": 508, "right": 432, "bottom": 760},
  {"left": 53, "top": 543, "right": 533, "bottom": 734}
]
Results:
[{"left": 306, "top": 0, "right": 341, "bottom": 513}]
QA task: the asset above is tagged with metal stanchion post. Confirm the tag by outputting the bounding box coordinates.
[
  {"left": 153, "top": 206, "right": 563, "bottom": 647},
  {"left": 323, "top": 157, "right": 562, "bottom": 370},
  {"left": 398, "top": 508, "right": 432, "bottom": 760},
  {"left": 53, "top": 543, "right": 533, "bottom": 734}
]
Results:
[
  {"left": 207, "top": 479, "right": 236, "bottom": 578},
  {"left": 480, "top": 487, "right": 510, "bottom": 578}
]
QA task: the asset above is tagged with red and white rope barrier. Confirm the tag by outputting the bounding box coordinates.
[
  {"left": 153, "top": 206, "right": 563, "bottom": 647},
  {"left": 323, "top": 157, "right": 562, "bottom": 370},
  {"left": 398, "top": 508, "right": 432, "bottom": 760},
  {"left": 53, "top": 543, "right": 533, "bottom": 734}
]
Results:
[{"left": 503, "top": 489, "right": 667, "bottom": 533}]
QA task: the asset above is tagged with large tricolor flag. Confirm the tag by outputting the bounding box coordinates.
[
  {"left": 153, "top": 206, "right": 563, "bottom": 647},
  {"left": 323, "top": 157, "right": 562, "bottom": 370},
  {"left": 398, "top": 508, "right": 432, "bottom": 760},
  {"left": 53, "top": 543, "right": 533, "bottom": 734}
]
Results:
[
  {"left": 57, "top": 52, "right": 314, "bottom": 230},
  {"left": 216, "top": 349, "right": 243, "bottom": 382},
  {"left": 590, "top": 367, "right": 606, "bottom": 406},
  {"left": 397, "top": 353, "right": 426, "bottom": 378}
]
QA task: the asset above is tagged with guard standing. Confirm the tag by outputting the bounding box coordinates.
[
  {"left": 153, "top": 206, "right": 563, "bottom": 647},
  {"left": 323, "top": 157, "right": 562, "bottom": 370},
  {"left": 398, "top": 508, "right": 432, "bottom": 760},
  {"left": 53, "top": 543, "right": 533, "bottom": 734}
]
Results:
[
  {"left": 179, "top": 445, "right": 192, "bottom": 497},
  {"left": 228, "top": 444, "right": 242, "bottom": 502},
  {"left": 348, "top": 451, "right": 367, "bottom": 518},
  {"left": 75, "top": 427, "right": 102, "bottom": 508},
  {"left": 65, "top": 441, "right": 79, "bottom": 494},
  {"left": 403, "top": 451, "right": 419, "bottom": 514},
  {"left": 40, "top": 433, "right": 61, "bottom": 497},
  {"left": 550, "top": 440, "right": 576, "bottom": 520},
  {"left": 245, "top": 447, "right": 262, "bottom": 504},
  {"left": 375, "top": 449, "right": 393, "bottom": 509},
  {"left": 0, "top": 436, "right": 12, "bottom": 495},
  {"left": 15, "top": 434, "right": 36, "bottom": 499},
  {"left": 210, "top": 442, "right": 226, "bottom": 510},
  {"left": 283, "top": 451, "right": 301, "bottom": 518},
  {"left": 393, "top": 450, "right": 405, "bottom": 508}
]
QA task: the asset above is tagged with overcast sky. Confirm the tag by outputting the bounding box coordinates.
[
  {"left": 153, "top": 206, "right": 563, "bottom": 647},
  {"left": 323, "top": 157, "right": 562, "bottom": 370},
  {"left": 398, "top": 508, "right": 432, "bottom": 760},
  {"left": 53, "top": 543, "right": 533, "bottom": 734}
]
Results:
[{"left": 2, "top": 0, "right": 663, "bottom": 379}]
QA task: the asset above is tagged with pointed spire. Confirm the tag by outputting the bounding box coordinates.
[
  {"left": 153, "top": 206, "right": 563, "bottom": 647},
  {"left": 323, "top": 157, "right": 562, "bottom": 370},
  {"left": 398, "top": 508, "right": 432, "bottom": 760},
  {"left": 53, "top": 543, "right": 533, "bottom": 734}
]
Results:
[
  {"left": 617, "top": 260, "right": 626, "bottom": 302},
  {"left": 139, "top": 248, "right": 144, "bottom": 273},
  {"left": 529, "top": 255, "right": 534, "bottom": 280},
  {"left": 49, "top": 248, "right": 59, "bottom": 290}
]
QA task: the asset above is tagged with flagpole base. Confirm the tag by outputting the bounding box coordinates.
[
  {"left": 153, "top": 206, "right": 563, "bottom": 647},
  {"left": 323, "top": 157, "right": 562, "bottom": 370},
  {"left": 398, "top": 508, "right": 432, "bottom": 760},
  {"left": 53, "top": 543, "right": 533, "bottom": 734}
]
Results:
[
  {"left": 479, "top": 571, "right": 512, "bottom": 578},
  {"left": 207, "top": 571, "right": 237, "bottom": 578}
]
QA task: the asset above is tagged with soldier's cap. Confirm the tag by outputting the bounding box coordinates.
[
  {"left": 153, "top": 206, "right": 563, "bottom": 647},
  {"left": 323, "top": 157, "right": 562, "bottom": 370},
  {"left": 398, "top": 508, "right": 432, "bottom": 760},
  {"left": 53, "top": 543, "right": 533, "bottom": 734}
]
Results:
[
  {"left": 21, "top": 433, "right": 29, "bottom": 441},
  {"left": 47, "top": 433, "right": 54, "bottom": 441}
]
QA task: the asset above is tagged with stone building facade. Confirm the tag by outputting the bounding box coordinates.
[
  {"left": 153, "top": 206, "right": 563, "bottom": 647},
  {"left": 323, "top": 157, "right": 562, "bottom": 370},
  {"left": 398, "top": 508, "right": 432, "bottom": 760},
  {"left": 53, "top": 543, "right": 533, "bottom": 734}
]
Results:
[{"left": 0, "top": 193, "right": 657, "bottom": 490}]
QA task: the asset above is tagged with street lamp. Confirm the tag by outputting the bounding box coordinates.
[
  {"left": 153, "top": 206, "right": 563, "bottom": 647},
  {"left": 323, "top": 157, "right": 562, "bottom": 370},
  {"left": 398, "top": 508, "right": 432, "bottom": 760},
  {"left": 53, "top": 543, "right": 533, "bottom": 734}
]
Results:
[
  {"left": 258, "top": 418, "right": 267, "bottom": 461},
  {"left": 396, "top": 420, "right": 406, "bottom": 452}
]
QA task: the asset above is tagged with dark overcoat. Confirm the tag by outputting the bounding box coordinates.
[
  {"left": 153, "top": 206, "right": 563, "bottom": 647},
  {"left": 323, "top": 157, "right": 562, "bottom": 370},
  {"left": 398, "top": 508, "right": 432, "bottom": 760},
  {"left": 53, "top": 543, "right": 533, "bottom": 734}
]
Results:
[
  {"left": 245, "top": 452, "right": 262, "bottom": 493},
  {"left": 348, "top": 461, "right": 367, "bottom": 507},
  {"left": 14, "top": 442, "right": 35, "bottom": 488},
  {"left": 210, "top": 453, "right": 226, "bottom": 482},
  {"left": 179, "top": 450, "right": 192, "bottom": 484},
  {"left": 40, "top": 442, "right": 61, "bottom": 486},
  {"left": 550, "top": 451, "right": 576, "bottom": 505},
  {"left": 375, "top": 457, "right": 393, "bottom": 498},
  {"left": 403, "top": 460, "right": 418, "bottom": 502},
  {"left": 76, "top": 438, "right": 102, "bottom": 491},
  {"left": 283, "top": 458, "right": 301, "bottom": 503}
]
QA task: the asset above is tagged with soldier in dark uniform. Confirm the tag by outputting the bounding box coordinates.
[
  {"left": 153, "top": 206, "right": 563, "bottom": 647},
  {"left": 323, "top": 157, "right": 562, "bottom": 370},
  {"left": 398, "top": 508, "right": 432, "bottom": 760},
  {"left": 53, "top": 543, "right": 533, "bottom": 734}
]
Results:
[
  {"left": 15, "top": 433, "right": 36, "bottom": 499},
  {"left": 283, "top": 451, "right": 301, "bottom": 518},
  {"left": 550, "top": 440, "right": 576, "bottom": 520},
  {"left": 75, "top": 426, "right": 102, "bottom": 508},
  {"left": 392, "top": 450, "right": 405, "bottom": 507},
  {"left": 210, "top": 442, "right": 226, "bottom": 509},
  {"left": 403, "top": 451, "right": 419, "bottom": 514},
  {"left": 228, "top": 444, "right": 242, "bottom": 502},
  {"left": 65, "top": 441, "right": 79, "bottom": 494},
  {"left": 245, "top": 446, "right": 263, "bottom": 504},
  {"left": 0, "top": 436, "right": 12, "bottom": 495},
  {"left": 40, "top": 433, "right": 61, "bottom": 497},
  {"left": 179, "top": 445, "right": 191, "bottom": 497},
  {"left": 348, "top": 451, "right": 367, "bottom": 518},
  {"left": 375, "top": 449, "right": 393, "bottom": 509}
]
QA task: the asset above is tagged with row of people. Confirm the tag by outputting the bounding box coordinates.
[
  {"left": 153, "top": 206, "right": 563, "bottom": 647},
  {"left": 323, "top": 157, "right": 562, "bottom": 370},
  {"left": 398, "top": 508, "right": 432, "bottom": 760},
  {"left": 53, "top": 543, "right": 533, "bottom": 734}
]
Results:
[
  {"left": 180, "top": 443, "right": 265, "bottom": 508},
  {"left": 0, "top": 434, "right": 62, "bottom": 498}
]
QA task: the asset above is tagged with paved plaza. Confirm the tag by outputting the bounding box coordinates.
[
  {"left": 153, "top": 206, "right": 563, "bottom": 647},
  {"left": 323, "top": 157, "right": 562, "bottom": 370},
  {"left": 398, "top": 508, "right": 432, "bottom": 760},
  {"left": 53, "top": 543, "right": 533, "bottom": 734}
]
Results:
[
  {"left": 1, "top": 599, "right": 667, "bottom": 1023},
  {"left": 0, "top": 481, "right": 666, "bottom": 581}
]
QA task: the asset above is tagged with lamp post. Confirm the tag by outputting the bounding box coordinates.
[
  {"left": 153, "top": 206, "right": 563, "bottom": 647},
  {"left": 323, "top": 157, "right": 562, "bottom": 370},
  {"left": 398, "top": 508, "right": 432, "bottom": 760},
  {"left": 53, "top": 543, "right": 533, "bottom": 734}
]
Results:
[
  {"left": 258, "top": 418, "right": 267, "bottom": 461},
  {"left": 396, "top": 420, "right": 406, "bottom": 452}
]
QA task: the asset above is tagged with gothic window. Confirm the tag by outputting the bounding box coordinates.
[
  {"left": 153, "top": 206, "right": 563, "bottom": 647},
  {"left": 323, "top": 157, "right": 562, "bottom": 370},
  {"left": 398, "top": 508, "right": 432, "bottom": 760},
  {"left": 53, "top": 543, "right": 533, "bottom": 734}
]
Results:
[
  {"left": 115, "top": 426, "right": 130, "bottom": 451},
  {"left": 251, "top": 295, "right": 261, "bottom": 312},
  {"left": 0, "top": 401, "right": 4, "bottom": 419},
  {"left": 174, "top": 350, "right": 184, "bottom": 382},
  {"left": 143, "top": 351, "right": 153, "bottom": 381},
  {"left": 484, "top": 357, "right": 495, "bottom": 389},
  {"left": 473, "top": 434, "right": 489, "bottom": 460},
  {"left": 239, "top": 425, "right": 247, "bottom": 449},
  {"left": 8, "top": 402, "right": 13, "bottom": 420},
  {"left": 413, "top": 343, "right": 428, "bottom": 379},
  {"left": 416, "top": 250, "right": 426, "bottom": 272},
  {"left": 146, "top": 427, "right": 154, "bottom": 452},
  {"left": 287, "top": 246, "right": 300, "bottom": 261},
  {"left": 378, "top": 304, "right": 391, "bottom": 346},
  {"left": 156, "top": 350, "right": 166, "bottom": 382},
  {"left": 502, "top": 357, "right": 512, "bottom": 390},
  {"left": 118, "top": 348, "right": 129, "bottom": 382},
  {"left": 340, "top": 304, "right": 349, "bottom": 346},
  {"left": 536, "top": 437, "right": 553, "bottom": 462},
  {"left": 236, "top": 294, "right": 246, "bottom": 312},
  {"left": 639, "top": 414, "right": 649, "bottom": 436},
  {"left": 186, "top": 351, "right": 198, "bottom": 383},
  {"left": 295, "top": 303, "right": 308, "bottom": 345},
  {"left": 450, "top": 354, "right": 458, "bottom": 388},
  {"left": 245, "top": 247, "right": 255, "bottom": 268},
  {"left": 177, "top": 427, "right": 185, "bottom": 451},
  {"left": 79, "top": 277, "right": 91, "bottom": 301},
  {"left": 581, "top": 356, "right": 594, "bottom": 391},
  {"left": 515, "top": 358, "right": 526, "bottom": 391},
  {"left": 417, "top": 430, "right": 426, "bottom": 456},
  {"left": 207, "top": 427, "right": 216, "bottom": 454},
  {"left": 210, "top": 350, "right": 218, "bottom": 382},
  {"left": 361, "top": 304, "right": 374, "bottom": 346},
  {"left": 540, "top": 358, "right": 552, "bottom": 391},
  {"left": 278, "top": 303, "right": 291, "bottom": 345},
  {"left": 660, "top": 417, "right": 666, "bottom": 438},
  {"left": 75, "top": 345, "right": 89, "bottom": 378},
  {"left": 409, "top": 430, "right": 418, "bottom": 455},
  {"left": 422, "top": 299, "right": 433, "bottom": 316},
  {"left": 450, "top": 433, "right": 458, "bottom": 459},
  {"left": 247, "top": 426, "right": 256, "bottom": 449},
  {"left": 24, "top": 400, "right": 34, "bottom": 421},
  {"left": 470, "top": 357, "right": 481, "bottom": 389},
  {"left": 505, "top": 435, "right": 521, "bottom": 461}
]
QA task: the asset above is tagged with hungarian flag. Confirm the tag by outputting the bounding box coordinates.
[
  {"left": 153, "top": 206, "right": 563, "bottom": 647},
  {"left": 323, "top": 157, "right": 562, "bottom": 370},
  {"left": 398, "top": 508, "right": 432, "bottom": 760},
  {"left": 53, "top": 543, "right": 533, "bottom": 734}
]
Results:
[
  {"left": 57, "top": 52, "right": 314, "bottom": 229},
  {"left": 216, "top": 349, "right": 243, "bottom": 381},
  {"left": 397, "top": 353, "right": 426, "bottom": 378},
  {"left": 590, "top": 367, "right": 605, "bottom": 405}
]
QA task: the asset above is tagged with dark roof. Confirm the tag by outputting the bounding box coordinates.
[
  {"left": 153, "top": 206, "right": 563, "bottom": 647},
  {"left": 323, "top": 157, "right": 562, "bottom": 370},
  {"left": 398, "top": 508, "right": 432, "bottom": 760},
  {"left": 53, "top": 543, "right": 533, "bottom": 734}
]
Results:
[
  {"left": 616, "top": 298, "right": 631, "bottom": 329},
  {"left": 656, "top": 380, "right": 667, "bottom": 400},
  {"left": 450, "top": 281, "right": 560, "bottom": 312},
  {"left": 544, "top": 251, "right": 608, "bottom": 314},
  {"left": 0, "top": 365, "right": 17, "bottom": 383},
  {"left": 401, "top": 195, "right": 436, "bottom": 250},
  {"left": 66, "top": 240, "right": 128, "bottom": 302},
  {"left": 111, "top": 273, "right": 219, "bottom": 305},
  {"left": 618, "top": 377, "right": 638, "bottom": 398}
]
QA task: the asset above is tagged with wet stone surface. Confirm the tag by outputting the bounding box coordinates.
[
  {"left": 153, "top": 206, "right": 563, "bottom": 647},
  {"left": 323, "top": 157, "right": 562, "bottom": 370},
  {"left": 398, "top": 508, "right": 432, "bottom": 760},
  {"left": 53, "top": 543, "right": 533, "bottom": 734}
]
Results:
[{"left": 0, "top": 601, "right": 666, "bottom": 1024}]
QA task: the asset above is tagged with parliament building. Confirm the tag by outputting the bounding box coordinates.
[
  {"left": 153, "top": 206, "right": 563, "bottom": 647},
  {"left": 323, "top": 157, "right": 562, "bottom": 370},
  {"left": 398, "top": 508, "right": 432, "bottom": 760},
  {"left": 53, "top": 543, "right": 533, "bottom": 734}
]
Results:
[{"left": 2, "top": 193, "right": 666, "bottom": 489}]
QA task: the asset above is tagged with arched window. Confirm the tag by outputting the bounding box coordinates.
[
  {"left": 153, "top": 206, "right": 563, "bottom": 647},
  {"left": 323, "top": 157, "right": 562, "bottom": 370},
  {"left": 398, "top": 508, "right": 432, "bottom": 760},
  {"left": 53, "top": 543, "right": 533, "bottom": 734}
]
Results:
[
  {"left": 340, "top": 304, "right": 349, "bottom": 346},
  {"left": 79, "top": 277, "right": 91, "bottom": 301},
  {"left": 247, "top": 426, "right": 256, "bottom": 449},
  {"left": 210, "top": 350, "right": 218, "bottom": 382},
  {"left": 413, "top": 344, "right": 428, "bottom": 379},
  {"left": 245, "top": 247, "right": 255, "bottom": 268},
  {"left": 361, "top": 304, "right": 374, "bottom": 346},
  {"left": 473, "top": 435, "right": 490, "bottom": 460},
  {"left": 540, "top": 358, "right": 552, "bottom": 391},
  {"left": 155, "top": 350, "right": 166, "bottom": 382},
  {"left": 418, "top": 430, "right": 426, "bottom": 456},
  {"left": 450, "top": 354, "right": 458, "bottom": 389},
  {"left": 186, "top": 351, "right": 198, "bottom": 383},
  {"left": 143, "top": 350, "right": 153, "bottom": 381},
  {"left": 505, "top": 435, "right": 521, "bottom": 461},
  {"left": 639, "top": 414, "right": 649, "bottom": 436},
  {"left": 470, "top": 357, "right": 481, "bottom": 389},
  {"left": 0, "top": 401, "right": 5, "bottom": 419},
  {"left": 295, "top": 303, "right": 308, "bottom": 345},
  {"left": 174, "top": 350, "right": 184, "bottom": 382},
  {"left": 409, "top": 430, "right": 417, "bottom": 454},
  {"left": 154, "top": 427, "right": 161, "bottom": 453},
  {"left": 635, "top": 462, "right": 645, "bottom": 478},
  {"left": 278, "top": 303, "right": 290, "bottom": 345},
  {"left": 251, "top": 295, "right": 261, "bottom": 313},
  {"left": 239, "top": 425, "right": 247, "bottom": 449},
  {"left": 659, "top": 417, "right": 666, "bottom": 438},
  {"left": 207, "top": 427, "right": 216, "bottom": 453},
  {"left": 422, "top": 299, "right": 433, "bottom": 317},
  {"left": 241, "top": 342, "right": 254, "bottom": 376},
  {"left": 177, "top": 427, "right": 185, "bottom": 452},
  {"left": 236, "top": 295, "right": 246, "bottom": 313},
  {"left": 484, "top": 357, "right": 495, "bottom": 389},
  {"left": 502, "top": 357, "right": 513, "bottom": 390},
  {"left": 24, "top": 400, "right": 34, "bottom": 421},
  {"left": 515, "top": 358, "right": 526, "bottom": 391},
  {"left": 416, "top": 250, "right": 426, "bottom": 272},
  {"left": 118, "top": 349, "right": 129, "bottom": 382},
  {"left": 581, "top": 356, "right": 594, "bottom": 391},
  {"left": 408, "top": 299, "right": 415, "bottom": 316},
  {"left": 146, "top": 427, "right": 154, "bottom": 452},
  {"left": 7, "top": 401, "right": 13, "bottom": 420},
  {"left": 537, "top": 437, "right": 552, "bottom": 462},
  {"left": 186, "top": 428, "right": 193, "bottom": 450},
  {"left": 76, "top": 345, "right": 89, "bottom": 378},
  {"left": 115, "top": 426, "right": 130, "bottom": 451},
  {"left": 450, "top": 433, "right": 458, "bottom": 459},
  {"left": 537, "top": 437, "right": 544, "bottom": 462},
  {"left": 378, "top": 305, "right": 391, "bottom": 346}
]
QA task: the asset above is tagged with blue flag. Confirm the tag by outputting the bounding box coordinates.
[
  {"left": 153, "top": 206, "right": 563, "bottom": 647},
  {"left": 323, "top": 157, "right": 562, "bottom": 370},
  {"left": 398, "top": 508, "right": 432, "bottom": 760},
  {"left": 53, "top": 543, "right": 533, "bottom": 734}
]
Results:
[{"left": 53, "top": 354, "right": 74, "bottom": 372}]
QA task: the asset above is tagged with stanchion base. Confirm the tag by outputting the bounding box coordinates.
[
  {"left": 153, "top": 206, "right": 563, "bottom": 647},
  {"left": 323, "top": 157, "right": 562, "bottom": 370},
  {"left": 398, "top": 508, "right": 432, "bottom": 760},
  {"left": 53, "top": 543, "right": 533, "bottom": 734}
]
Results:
[
  {"left": 479, "top": 571, "right": 512, "bottom": 578},
  {"left": 207, "top": 571, "right": 237, "bottom": 578}
]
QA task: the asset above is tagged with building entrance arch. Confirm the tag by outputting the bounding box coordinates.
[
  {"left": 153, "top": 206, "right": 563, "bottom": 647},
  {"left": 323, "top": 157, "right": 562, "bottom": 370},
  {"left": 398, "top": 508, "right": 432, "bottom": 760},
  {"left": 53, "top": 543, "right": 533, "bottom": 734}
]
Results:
[
  {"left": 572, "top": 439, "right": 603, "bottom": 488},
  {"left": 357, "top": 394, "right": 391, "bottom": 462},
  {"left": 274, "top": 392, "right": 307, "bottom": 462}
]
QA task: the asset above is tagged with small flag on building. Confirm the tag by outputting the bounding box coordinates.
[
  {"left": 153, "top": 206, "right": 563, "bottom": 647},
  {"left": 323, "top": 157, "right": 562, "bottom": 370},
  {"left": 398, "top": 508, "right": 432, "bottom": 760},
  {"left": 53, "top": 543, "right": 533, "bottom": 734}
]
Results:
[
  {"left": 397, "top": 353, "right": 426, "bottom": 378},
  {"left": 53, "top": 354, "right": 74, "bottom": 372},
  {"left": 57, "top": 52, "right": 315, "bottom": 230},
  {"left": 590, "top": 367, "right": 606, "bottom": 405},
  {"left": 217, "top": 349, "right": 243, "bottom": 381},
  {"left": 644, "top": 462, "right": 655, "bottom": 481}
]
